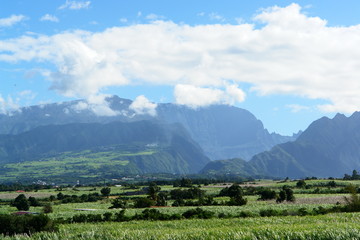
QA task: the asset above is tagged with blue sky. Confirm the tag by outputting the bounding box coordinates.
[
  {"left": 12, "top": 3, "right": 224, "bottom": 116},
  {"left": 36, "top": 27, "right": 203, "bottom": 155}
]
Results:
[{"left": 1, "top": 1, "right": 360, "bottom": 135}]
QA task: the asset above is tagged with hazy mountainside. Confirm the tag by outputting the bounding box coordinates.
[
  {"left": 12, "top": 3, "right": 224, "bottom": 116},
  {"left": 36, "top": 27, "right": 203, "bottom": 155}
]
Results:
[
  {"left": 0, "top": 95, "right": 294, "bottom": 161},
  {"left": 203, "top": 112, "right": 360, "bottom": 178},
  {"left": 0, "top": 121, "right": 210, "bottom": 182},
  {"left": 157, "top": 104, "right": 294, "bottom": 160}
]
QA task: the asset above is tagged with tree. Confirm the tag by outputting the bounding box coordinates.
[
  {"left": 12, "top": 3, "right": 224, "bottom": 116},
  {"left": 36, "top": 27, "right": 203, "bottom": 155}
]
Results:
[
  {"left": 156, "top": 192, "right": 167, "bottom": 206},
  {"left": 258, "top": 189, "right": 277, "bottom": 200},
  {"left": 28, "top": 196, "right": 40, "bottom": 207},
  {"left": 352, "top": 170, "right": 360, "bottom": 180},
  {"left": 296, "top": 180, "right": 306, "bottom": 188},
  {"left": 134, "top": 198, "right": 154, "bottom": 208},
  {"left": 344, "top": 184, "right": 360, "bottom": 211},
  {"left": 219, "top": 183, "right": 243, "bottom": 198},
  {"left": 276, "top": 186, "right": 295, "bottom": 203},
  {"left": 12, "top": 194, "right": 30, "bottom": 211},
  {"left": 180, "top": 178, "right": 193, "bottom": 187},
  {"left": 101, "top": 187, "right": 111, "bottom": 198},
  {"left": 109, "top": 198, "right": 127, "bottom": 209},
  {"left": 228, "top": 194, "right": 247, "bottom": 206},
  {"left": 148, "top": 182, "right": 161, "bottom": 201}
]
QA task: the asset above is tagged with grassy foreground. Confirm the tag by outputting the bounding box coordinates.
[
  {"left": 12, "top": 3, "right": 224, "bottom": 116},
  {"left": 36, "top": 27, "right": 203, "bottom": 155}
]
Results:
[{"left": 3, "top": 212, "right": 360, "bottom": 240}]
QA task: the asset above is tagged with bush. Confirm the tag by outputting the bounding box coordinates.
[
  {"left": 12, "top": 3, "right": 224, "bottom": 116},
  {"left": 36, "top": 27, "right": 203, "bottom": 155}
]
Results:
[
  {"left": 228, "top": 195, "right": 247, "bottom": 206},
  {"left": 114, "top": 210, "right": 130, "bottom": 222},
  {"left": 43, "top": 203, "right": 53, "bottom": 214},
  {"left": 182, "top": 207, "right": 215, "bottom": 219},
  {"left": 134, "top": 197, "right": 155, "bottom": 208},
  {"left": 258, "top": 189, "right": 277, "bottom": 200},
  {"left": 109, "top": 198, "right": 127, "bottom": 209},
  {"left": 239, "top": 211, "right": 258, "bottom": 218},
  {"left": 259, "top": 209, "right": 282, "bottom": 217},
  {"left": 0, "top": 214, "right": 57, "bottom": 236},
  {"left": 28, "top": 196, "right": 41, "bottom": 207}
]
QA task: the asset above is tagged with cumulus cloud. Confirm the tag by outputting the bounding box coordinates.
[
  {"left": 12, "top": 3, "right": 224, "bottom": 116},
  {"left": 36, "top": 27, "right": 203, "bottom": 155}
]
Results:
[
  {"left": 59, "top": 0, "right": 91, "bottom": 10},
  {"left": 129, "top": 95, "right": 157, "bottom": 116},
  {"left": 71, "top": 94, "right": 119, "bottom": 116},
  {"left": 40, "top": 14, "right": 59, "bottom": 22},
  {"left": 0, "top": 95, "right": 21, "bottom": 115},
  {"left": 0, "top": 15, "right": 26, "bottom": 27},
  {"left": 174, "top": 84, "right": 245, "bottom": 108},
  {"left": 1, "top": 3, "right": 360, "bottom": 113}
]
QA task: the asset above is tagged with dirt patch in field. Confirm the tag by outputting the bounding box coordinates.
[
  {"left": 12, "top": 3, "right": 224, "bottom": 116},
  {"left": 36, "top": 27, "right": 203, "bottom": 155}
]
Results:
[
  {"left": 295, "top": 196, "right": 346, "bottom": 204},
  {"left": 203, "top": 182, "right": 274, "bottom": 188},
  {"left": 0, "top": 192, "right": 53, "bottom": 200}
]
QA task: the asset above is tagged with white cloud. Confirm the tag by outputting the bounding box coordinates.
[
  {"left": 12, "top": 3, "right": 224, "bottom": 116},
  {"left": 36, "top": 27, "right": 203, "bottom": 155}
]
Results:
[
  {"left": 1, "top": 3, "right": 360, "bottom": 113},
  {"left": 59, "top": 0, "right": 91, "bottom": 10},
  {"left": 174, "top": 84, "right": 245, "bottom": 108},
  {"left": 129, "top": 95, "right": 157, "bottom": 116},
  {"left": 286, "top": 104, "right": 310, "bottom": 113},
  {"left": 71, "top": 94, "right": 119, "bottom": 116},
  {"left": 0, "top": 15, "right": 26, "bottom": 27},
  {"left": 0, "top": 95, "right": 21, "bottom": 115},
  {"left": 40, "top": 14, "right": 59, "bottom": 22}
]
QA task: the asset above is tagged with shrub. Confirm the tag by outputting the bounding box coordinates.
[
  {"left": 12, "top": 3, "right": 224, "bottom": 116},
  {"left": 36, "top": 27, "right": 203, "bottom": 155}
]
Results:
[
  {"left": 258, "top": 189, "right": 277, "bottom": 200},
  {"left": 114, "top": 210, "right": 129, "bottom": 222},
  {"left": 0, "top": 214, "right": 57, "bottom": 236},
  {"left": 28, "top": 196, "right": 41, "bottom": 207},
  {"left": 109, "top": 198, "right": 127, "bottom": 209},
  {"left": 103, "top": 212, "right": 113, "bottom": 221},
  {"left": 43, "top": 203, "right": 53, "bottom": 214},
  {"left": 182, "top": 207, "right": 215, "bottom": 219},
  {"left": 133, "top": 198, "right": 154, "bottom": 208},
  {"left": 259, "top": 209, "right": 282, "bottom": 217}
]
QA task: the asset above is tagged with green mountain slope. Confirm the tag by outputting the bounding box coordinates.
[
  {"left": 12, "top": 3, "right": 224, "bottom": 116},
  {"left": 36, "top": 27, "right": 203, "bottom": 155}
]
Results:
[{"left": 0, "top": 121, "right": 210, "bottom": 183}]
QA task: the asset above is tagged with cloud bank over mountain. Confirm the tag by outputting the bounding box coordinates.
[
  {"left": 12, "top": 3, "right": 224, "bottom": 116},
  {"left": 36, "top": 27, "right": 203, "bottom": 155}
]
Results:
[{"left": 1, "top": 3, "right": 360, "bottom": 114}]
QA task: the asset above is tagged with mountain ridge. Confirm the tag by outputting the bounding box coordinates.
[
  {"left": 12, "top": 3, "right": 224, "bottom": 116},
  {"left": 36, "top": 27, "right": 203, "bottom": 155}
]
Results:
[{"left": 0, "top": 95, "right": 295, "bottom": 161}]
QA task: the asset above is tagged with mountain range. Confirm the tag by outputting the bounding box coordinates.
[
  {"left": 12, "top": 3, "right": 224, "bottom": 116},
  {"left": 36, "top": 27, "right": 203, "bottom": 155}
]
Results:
[
  {"left": 0, "top": 95, "right": 294, "bottom": 161},
  {"left": 0, "top": 95, "right": 359, "bottom": 182},
  {"left": 203, "top": 112, "right": 360, "bottom": 178}
]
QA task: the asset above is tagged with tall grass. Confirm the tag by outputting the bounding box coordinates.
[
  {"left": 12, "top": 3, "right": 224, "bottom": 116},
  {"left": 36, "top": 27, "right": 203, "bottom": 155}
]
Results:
[{"left": 3, "top": 213, "right": 360, "bottom": 240}]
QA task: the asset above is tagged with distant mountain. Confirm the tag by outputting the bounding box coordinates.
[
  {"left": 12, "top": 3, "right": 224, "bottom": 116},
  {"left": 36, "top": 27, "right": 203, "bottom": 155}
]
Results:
[
  {"left": 0, "top": 95, "right": 294, "bottom": 161},
  {"left": 203, "top": 112, "right": 360, "bottom": 178},
  {"left": 0, "top": 120, "right": 210, "bottom": 182}
]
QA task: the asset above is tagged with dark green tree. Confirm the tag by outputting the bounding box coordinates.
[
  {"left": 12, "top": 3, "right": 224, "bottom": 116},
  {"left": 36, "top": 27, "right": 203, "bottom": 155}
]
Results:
[
  {"left": 100, "top": 187, "right": 111, "bottom": 198},
  {"left": 28, "top": 196, "right": 41, "bottom": 207},
  {"left": 134, "top": 198, "right": 154, "bottom": 208},
  {"left": 156, "top": 192, "right": 167, "bottom": 206},
  {"left": 296, "top": 180, "right": 306, "bottom": 188},
  {"left": 12, "top": 194, "right": 30, "bottom": 211},
  {"left": 180, "top": 178, "right": 193, "bottom": 187},
  {"left": 148, "top": 182, "right": 161, "bottom": 201},
  {"left": 258, "top": 189, "right": 277, "bottom": 200},
  {"left": 109, "top": 198, "right": 128, "bottom": 209},
  {"left": 276, "top": 186, "right": 295, "bottom": 203}
]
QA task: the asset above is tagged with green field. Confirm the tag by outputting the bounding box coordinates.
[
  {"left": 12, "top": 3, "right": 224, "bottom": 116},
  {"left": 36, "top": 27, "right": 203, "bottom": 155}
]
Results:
[
  {"left": 0, "top": 148, "right": 156, "bottom": 182},
  {"left": 1, "top": 179, "right": 360, "bottom": 239}
]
